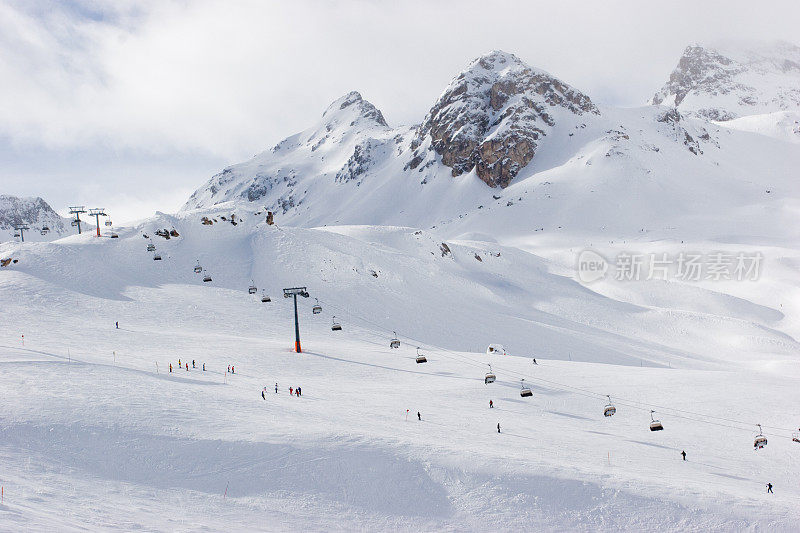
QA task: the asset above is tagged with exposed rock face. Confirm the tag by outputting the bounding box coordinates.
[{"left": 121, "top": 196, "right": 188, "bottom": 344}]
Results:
[
  {"left": 651, "top": 42, "right": 800, "bottom": 120},
  {"left": 409, "top": 51, "right": 598, "bottom": 188},
  {"left": 0, "top": 195, "right": 68, "bottom": 241}
]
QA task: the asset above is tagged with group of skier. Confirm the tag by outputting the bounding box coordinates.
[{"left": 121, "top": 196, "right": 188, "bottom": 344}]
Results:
[
  {"left": 261, "top": 384, "right": 302, "bottom": 399},
  {"left": 168, "top": 358, "right": 206, "bottom": 373}
]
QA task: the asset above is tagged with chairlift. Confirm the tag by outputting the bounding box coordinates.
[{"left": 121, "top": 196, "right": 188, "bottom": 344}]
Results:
[
  {"left": 754, "top": 424, "right": 767, "bottom": 450},
  {"left": 153, "top": 253, "right": 162, "bottom": 261},
  {"left": 105, "top": 220, "right": 113, "bottom": 227},
  {"left": 147, "top": 243, "right": 156, "bottom": 252},
  {"left": 390, "top": 332, "right": 400, "bottom": 349},
  {"left": 649, "top": 410, "right": 664, "bottom": 431},
  {"left": 520, "top": 379, "right": 532, "bottom": 397},
  {"left": 331, "top": 316, "right": 342, "bottom": 331},
  {"left": 261, "top": 290, "right": 271, "bottom": 303},
  {"left": 603, "top": 395, "right": 616, "bottom": 417},
  {"left": 202, "top": 270, "right": 212, "bottom": 283},
  {"left": 415, "top": 347, "right": 427, "bottom": 364},
  {"left": 248, "top": 280, "right": 257, "bottom": 294},
  {"left": 312, "top": 298, "right": 322, "bottom": 314},
  {"left": 485, "top": 364, "right": 496, "bottom": 384},
  {"left": 193, "top": 260, "right": 202, "bottom": 274}
]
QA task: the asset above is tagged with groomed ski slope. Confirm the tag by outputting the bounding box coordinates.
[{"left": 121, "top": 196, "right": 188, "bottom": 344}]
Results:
[{"left": 1, "top": 214, "right": 799, "bottom": 531}]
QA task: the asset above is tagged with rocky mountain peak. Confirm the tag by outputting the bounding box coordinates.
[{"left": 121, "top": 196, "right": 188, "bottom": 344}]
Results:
[
  {"left": 0, "top": 195, "right": 68, "bottom": 241},
  {"left": 409, "top": 50, "right": 598, "bottom": 188},
  {"left": 651, "top": 41, "right": 800, "bottom": 120},
  {"left": 321, "top": 91, "right": 389, "bottom": 129}
]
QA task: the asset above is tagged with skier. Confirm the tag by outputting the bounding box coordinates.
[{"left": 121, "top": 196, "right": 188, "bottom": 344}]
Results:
[
  {"left": 203, "top": 363, "right": 206, "bottom": 371},
  {"left": 262, "top": 390, "right": 265, "bottom": 400},
  {"left": 532, "top": 358, "right": 537, "bottom": 365},
  {"left": 179, "top": 358, "right": 182, "bottom": 367},
  {"left": 497, "top": 423, "right": 501, "bottom": 433},
  {"left": 767, "top": 482, "right": 773, "bottom": 494},
  {"left": 169, "top": 363, "right": 172, "bottom": 373},
  {"left": 417, "top": 411, "right": 421, "bottom": 421},
  {"left": 192, "top": 360, "right": 195, "bottom": 369},
  {"left": 185, "top": 362, "right": 188, "bottom": 371},
  {"left": 297, "top": 387, "right": 301, "bottom": 396},
  {"left": 231, "top": 366, "right": 235, "bottom": 374},
  {"left": 115, "top": 321, "right": 119, "bottom": 329},
  {"left": 227, "top": 365, "right": 230, "bottom": 373},
  {"left": 489, "top": 400, "right": 493, "bottom": 408},
  {"left": 275, "top": 383, "right": 278, "bottom": 393},
  {"left": 289, "top": 387, "right": 293, "bottom": 395},
  {"left": 681, "top": 450, "right": 686, "bottom": 461},
  {"left": 296, "top": 388, "right": 300, "bottom": 397}
]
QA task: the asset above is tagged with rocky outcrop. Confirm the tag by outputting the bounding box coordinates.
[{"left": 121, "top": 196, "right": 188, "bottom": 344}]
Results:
[{"left": 409, "top": 51, "right": 598, "bottom": 188}]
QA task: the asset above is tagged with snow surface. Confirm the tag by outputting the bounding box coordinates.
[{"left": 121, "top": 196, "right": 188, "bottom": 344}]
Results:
[{"left": 2, "top": 209, "right": 799, "bottom": 531}]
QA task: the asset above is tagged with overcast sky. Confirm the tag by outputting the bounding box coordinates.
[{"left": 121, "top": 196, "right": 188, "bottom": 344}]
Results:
[{"left": 1, "top": 0, "right": 798, "bottom": 222}]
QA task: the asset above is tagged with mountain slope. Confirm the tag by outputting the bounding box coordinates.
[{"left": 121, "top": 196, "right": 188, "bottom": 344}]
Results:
[{"left": 0, "top": 195, "right": 70, "bottom": 242}]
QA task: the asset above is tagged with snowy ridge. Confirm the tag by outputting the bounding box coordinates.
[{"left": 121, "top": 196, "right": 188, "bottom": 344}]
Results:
[{"left": 0, "top": 195, "right": 71, "bottom": 242}]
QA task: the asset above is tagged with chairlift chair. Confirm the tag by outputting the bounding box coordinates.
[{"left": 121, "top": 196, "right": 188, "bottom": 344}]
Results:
[
  {"left": 754, "top": 424, "right": 768, "bottom": 449},
  {"left": 13, "top": 232, "right": 20, "bottom": 238},
  {"left": 649, "top": 410, "right": 664, "bottom": 431},
  {"left": 153, "top": 253, "right": 162, "bottom": 261},
  {"left": 105, "top": 220, "right": 113, "bottom": 227},
  {"left": 71, "top": 220, "right": 78, "bottom": 227},
  {"left": 261, "top": 290, "right": 271, "bottom": 303},
  {"left": 603, "top": 395, "right": 617, "bottom": 417},
  {"left": 485, "top": 364, "right": 496, "bottom": 384},
  {"left": 520, "top": 379, "right": 532, "bottom": 397},
  {"left": 312, "top": 298, "right": 322, "bottom": 314},
  {"left": 331, "top": 316, "right": 342, "bottom": 331},
  {"left": 202, "top": 270, "right": 212, "bottom": 282},
  {"left": 248, "top": 280, "right": 257, "bottom": 294},
  {"left": 110, "top": 232, "right": 119, "bottom": 238},
  {"left": 40, "top": 226, "right": 50, "bottom": 235},
  {"left": 390, "top": 332, "right": 400, "bottom": 349},
  {"left": 147, "top": 243, "right": 156, "bottom": 252},
  {"left": 193, "top": 260, "right": 202, "bottom": 274},
  {"left": 415, "top": 347, "right": 427, "bottom": 364}
]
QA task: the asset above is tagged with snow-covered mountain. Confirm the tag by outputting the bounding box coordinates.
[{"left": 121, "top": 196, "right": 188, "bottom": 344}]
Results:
[
  {"left": 651, "top": 41, "right": 800, "bottom": 121},
  {"left": 0, "top": 195, "right": 70, "bottom": 242}
]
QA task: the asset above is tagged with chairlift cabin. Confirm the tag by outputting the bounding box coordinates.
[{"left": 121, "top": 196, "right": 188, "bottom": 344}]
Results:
[
  {"left": 754, "top": 424, "right": 767, "bottom": 450},
  {"left": 485, "top": 364, "right": 496, "bottom": 384},
  {"left": 261, "top": 291, "right": 271, "bottom": 303},
  {"left": 147, "top": 243, "right": 156, "bottom": 252},
  {"left": 331, "top": 316, "right": 342, "bottom": 331},
  {"left": 390, "top": 332, "right": 400, "bottom": 349},
  {"left": 520, "top": 379, "right": 532, "bottom": 397},
  {"left": 202, "top": 270, "right": 212, "bottom": 282},
  {"left": 248, "top": 280, "right": 257, "bottom": 294},
  {"left": 415, "top": 347, "right": 427, "bottom": 364},
  {"left": 193, "top": 260, "right": 202, "bottom": 274},
  {"left": 153, "top": 253, "right": 162, "bottom": 261},
  {"left": 603, "top": 395, "right": 616, "bottom": 417},
  {"left": 312, "top": 298, "right": 322, "bottom": 314},
  {"left": 649, "top": 410, "right": 664, "bottom": 431},
  {"left": 486, "top": 344, "right": 506, "bottom": 355}
]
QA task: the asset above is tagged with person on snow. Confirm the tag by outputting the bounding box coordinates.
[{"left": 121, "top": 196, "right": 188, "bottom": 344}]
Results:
[
  {"left": 231, "top": 366, "right": 235, "bottom": 374},
  {"left": 417, "top": 412, "right": 421, "bottom": 421},
  {"left": 192, "top": 360, "right": 195, "bottom": 368},
  {"left": 227, "top": 365, "right": 230, "bottom": 373},
  {"left": 289, "top": 387, "right": 293, "bottom": 395},
  {"left": 497, "top": 423, "right": 501, "bottom": 433},
  {"left": 275, "top": 383, "right": 278, "bottom": 393},
  {"left": 185, "top": 363, "right": 188, "bottom": 371},
  {"left": 681, "top": 450, "right": 686, "bottom": 461},
  {"left": 295, "top": 388, "right": 300, "bottom": 397},
  {"left": 178, "top": 358, "right": 181, "bottom": 367},
  {"left": 203, "top": 363, "right": 206, "bottom": 371},
  {"left": 169, "top": 363, "right": 172, "bottom": 373},
  {"left": 767, "top": 482, "right": 773, "bottom": 494},
  {"left": 489, "top": 400, "right": 493, "bottom": 408},
  {"left": 532, "top": 358, "right": 537, "bottom": 365},
  {"left": 297, "top": 387, "right": 301, "bottom": 396},
  {"left": 115, "top": 321, "right": 119, "bottom": 329},
  {"left": 262, "top": 390, "right": 265, "bottom": 400}
]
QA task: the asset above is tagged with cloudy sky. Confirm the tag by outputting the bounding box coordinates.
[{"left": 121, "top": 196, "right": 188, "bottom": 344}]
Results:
[{"left": 1, "top": 0, "right": 798, "bottom": 222}]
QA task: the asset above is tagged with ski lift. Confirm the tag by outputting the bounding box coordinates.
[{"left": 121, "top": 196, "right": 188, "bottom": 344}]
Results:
[
  {"left": 520, "top": 379, "right": 532, "bottom": 397},
  {"left": 415, "top": 347, "right": 427, "bottom": 364},
  {"left": 649, "top": 410, "right": 664, "bottom": 431},
  {"left": 40, "top": 226, "right": 50, "bottom": 235},
  {"left": 261, "top": 290, "right": 271, "bottom": 303},
  {"left": 485, "top": 364, "right": 496, "bottom": 384},
  {"left": 202, "top": 270, "right": 212, "bottom": 283},
  {"left": 754, "top": 424, "right": 767, "bottom": 450},
  {"left": 331, "top": 316, "right": 342, "bottom": 331},
  {"left": 390, "top": 332, "right": 400, "bottom": 349},
  {"left": 603, "top": 395, "right": 616, "bottom": 417},
  {"left": 153, "top": 253, "right": 162, "bottom": 261},
  {"left": 105, "top": 220, "right": 113, "bottom": 227},
  {"left": 71, "top": 220, "right": 78, "bottom": 227},
  {"left": 248, "top": 280, "right": 257, "bottom": 294},
  {"left": 147, "top": 243, "right": 156, "bottom": 252},
  {"left": 312, "top": 298, "right": 322, "bottom": 314},
  {"left": 193, "top": 260, "right": 202, "bottom": 274}
]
